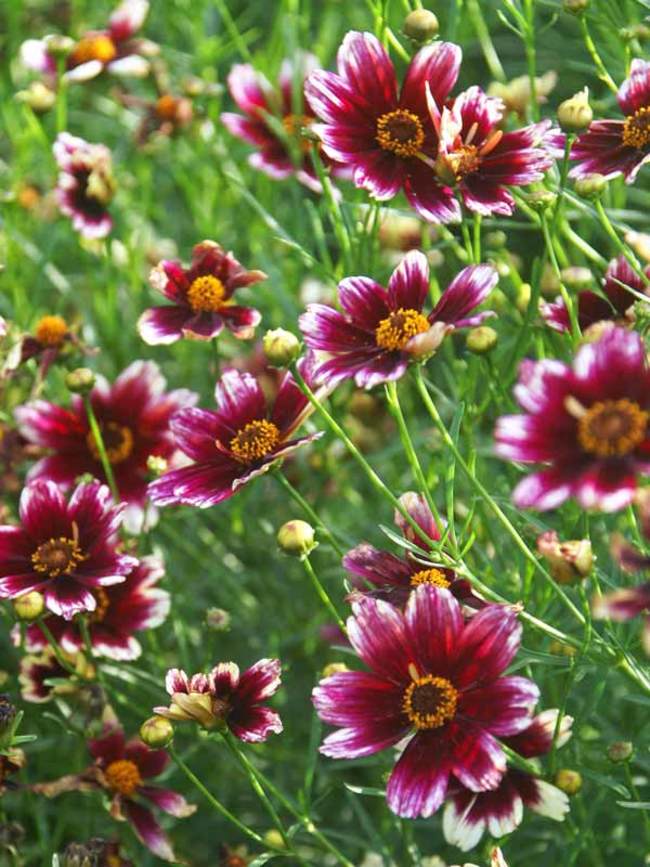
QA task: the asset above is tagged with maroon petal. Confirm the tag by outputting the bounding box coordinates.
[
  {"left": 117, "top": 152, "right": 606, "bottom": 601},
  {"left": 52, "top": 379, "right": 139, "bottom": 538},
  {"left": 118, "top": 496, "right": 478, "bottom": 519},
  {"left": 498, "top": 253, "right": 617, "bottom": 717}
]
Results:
[
  {"left": 461, "top": 178, "right": 515, "bottom": 217},
  {"left": 221, "top": 112, "right": 274, "bottom": 147},
  {"left": 570, "top": 121, "right": 643, "bottom": 182},
  {"left": 125, "top": 740, "right": 169, "bottom": 778},
  {"left": 404, "top": 162, "right": 460, "bottom": 223},
  {"left": 19, "top": 479, "right": 69, "bottom": 540},
  {"left": 336, "top": 31, "right": 397, "bottom": 112},
  {"left": 230, "top": 706, "right": 283, "bottom": 743},
  {"left": 404, "top": 585, "right": 462, "bottom": 674},
  {"left": 460, "top": 676, "right": 539, "bottom": 736},
  {"left": 221, "top": 305, "right": 261, "bottom": 337},
  {"left": 452, "top": 604, "right": 522, "bottom": 687},
  {"left": 593, "top": 582, "right": 650, "bottom": 621},
  {"left": 169, "top": 408, "right": 224, "bottom": 461},
  {"left": 138, "top": 306, "right": 190, "bottom": 346},
  {"left": 0, "top": 573, "right": 48, "bottom": 599},
  {"left": 300, "top": 304, "right": 376, "bottom": 352},
  {"left": 312, "top": 670, "right": 404, "bottom": 727},
  {"left": 214, "top": 370, "right": 267, "bottom": 435},
  {"left": 351, "top": 149, "right": 407, "bottom": 200},
  {"left": 395, "top": 491, "right": 441, "bottom": 549},
  {"left": 0, "top": 527, "right": 31, "bottom": 569},
  {"left": 443, "top": 777, "right": 522, "bottom": 851},
  {"left": 387, "top": 250, "right": 430, "bottom": 311},
  {"left": 123, "top": 800, "right": 176, "bottom": 862},
  {"left": 15, "top": 400, "right": 85, "bottom": 450},
  {"left": 387, "top": 731, "right": 451, "bottom": 818},
  {"left": 450, "top": 723, "right": 506, "bottom": 791},
  {"left": 148, "top": 460, "right": 241, "bottom": 508},
  {"left": 343, "top": 544, "right": 413, "bottom": 589},
  {"left": 338, "top": 277, "right": 389, "bottom": 330},
  {"left": 237, "top": 658, "right": 281, "bottom": 703},
  {"left": 227, "top": 63, "right": 272, "bottom": 115},
  {"left": 347, "top": 596, "right": 411, "bottom": 682},
  {"left": 139, "top": 786, "right": 195, "bottom": 817},
  {"left": 494, "top": 415, "right": 578, "bottom": 463},
  {"left": 270, "top": 368, "right": 310, "bottom": 436},
  {"left": 89, "top": 727, "right": 126, "bottom": 763},
  {"left": 44, "top": 578, "right": 96, "bottom": 620},
  {"left": 576, "top": 461, "right": 637, "bottom": 512},
  {"left": 511, "top": 466, "right": 580, "bottom": 511},
  {"left": 431, "top": 265, "right": 498, "bottom": 328},
  {"left": 400, "top": 41, "right": 461, "bottom": 118},
  {"left": 572, "top": 326, "right": 646, "bottom": 403},
  {"left": 617, "top": 58, "right": 650, "bottom": 115}
]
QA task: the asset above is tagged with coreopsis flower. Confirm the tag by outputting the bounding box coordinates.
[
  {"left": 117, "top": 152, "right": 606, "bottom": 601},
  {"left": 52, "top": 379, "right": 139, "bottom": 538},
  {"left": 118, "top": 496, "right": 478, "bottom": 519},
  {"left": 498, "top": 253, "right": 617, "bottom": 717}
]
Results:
[
  {"left": 443, "top": 709, "right": 572, "bottom": 850},
  {"left": 148, "top": 361, "right": 322, "bottom": 508},
  {"left": 134, "top": 92, "right": 194, "bottom": 144},
  {"left": 495, "top": 327, "right": 650, "bottom": 512},
  {"left": 299, "top": 250, "right": 497, "bottom": 388},
  {"left": 137, "top": 240, "right": 265, "bottom": 345},
  {"left": 154, "top": 659, "right": 283, "bottom": 742},
  {"left": 312, "top": 586, "right": 539, "bottom": 818},
  {"left": 305, "top": 31, "right": 461, "bottom": 221},
  {"left": 221, "top": 54, "right": 345, "bottom": 193},
  {"left": 344, "top": 491, "right": 482, "bottom": 608},
  {"left": 0, "top": 480, "right": 137, "bottom": 619},
  {"left": 53, "top": 133, "right": 116, "bottom": 239},
  {"left": 19, "top": 647, "right": 94, "bottom": 703},
  {"left": 20, "top": 556, "right": 169, "bottom": 661},
  {"left": 541, "top": 256, "right": 650, "bottom": 333},
  {"left": 569, "top": 59, "right": 650, "bottom": 183},
  {"left": 20, "top": 0, "right": 151, "bottom": 84},
  {"left": 16, "top": 360, "right": 197, "bottom": 517},
  {"left": 20, "top": 314, "right": 74, "bottom": 366}
]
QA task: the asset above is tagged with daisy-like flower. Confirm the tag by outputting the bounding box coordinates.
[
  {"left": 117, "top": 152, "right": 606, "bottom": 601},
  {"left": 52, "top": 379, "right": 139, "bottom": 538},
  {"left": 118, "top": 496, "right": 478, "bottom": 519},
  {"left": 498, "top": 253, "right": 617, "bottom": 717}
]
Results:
[
  {"left": 148, "top": 361, "right": 322, "bottom": 508},
  {"left": 19, "top": 556, "right": 169, "bottom": 661},
  {"left": 0, "top": 479, "right": 137, "bottom": 619},
  {"left": 495, "top": 326, "right": 650, "bottom": 512},
  {"left": 154, "top": 659, "right": 283, "bottom": 743},
  {"left": 16, "top": 359, "right": 197, "bottom": 519},
  {"left": 443, "top": 709, "right": 572, "bottom": 851},
  {"left": 20, "top": 314, "right": 75, "bottom": 369},
  {"left": 19, "top": 647, "right": 94, "bottom": 703},
  {"left": 137, "top": 240, "right": 265, "bottom": 345},
  {"left": 312, "top": 585, "right": 539, "bottom": 819},
  {"left": 222, "top": 53, "right": 346, "bottom": 193},
  {"left": 541, "top": 256, "right": 650, "bottom": 333},
  {"left": 299, "top": 250, "right": 497, "bottom": 389},
  {"left": 20, "top": 0, "right": 151, "bottom": 84},
  {"left": 344, "top": 491, "right": 482, "bottom": 608},
  {"left": 53, "top": 133, "right": 116, "bottom": 239},
  {"left": 569, "top": 59, "right": 650, "bottom": 183},
  {"left": 305, "top": 31, "right": 461, "bottom": 222}
]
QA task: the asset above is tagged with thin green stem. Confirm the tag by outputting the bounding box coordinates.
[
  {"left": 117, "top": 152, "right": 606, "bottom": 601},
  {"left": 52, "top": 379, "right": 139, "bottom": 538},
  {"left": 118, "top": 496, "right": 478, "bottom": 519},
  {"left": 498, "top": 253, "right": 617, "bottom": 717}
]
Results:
[
  {"left": 467, "top": 0, "right": 506, "bottom": 81},
  {"left": 274, "top": 471, "right": 345, "bottom": 557},
  {"left": 38, "top": 620, "right": 79, "bottom": 676},
  {"left": 594, "top": 200, "right": 650, "bottom": 287},
  {"left": 540, "top": 213, "right": 581, "bottom": 345},
  {"left": 302, "top": 553, "right": 347, "bottom": 634},
  {"left": 82, "top": 396, "right": 120, "bottom": 503},
  {"left": 579, "top": 16, "right": 618, "bottom": 94}
]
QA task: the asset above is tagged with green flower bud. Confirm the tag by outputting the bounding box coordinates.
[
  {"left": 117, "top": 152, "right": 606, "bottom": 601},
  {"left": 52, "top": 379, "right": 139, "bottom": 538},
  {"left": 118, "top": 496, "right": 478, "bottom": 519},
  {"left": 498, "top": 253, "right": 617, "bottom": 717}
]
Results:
[
  {"left": 574, "top": 173, "right": 607, "bottom": 200},
  {"left": 403, "top": 9, "right": 439, "bottom": 43},
  {"left": 561, "top": 266, "right": 592, "bottom": 289},
  {"left": 516, "top": 282, "right": 532, "bottom": 314},
  {"left": 206, "top": 607, "right": 231, "bottom": 631},
  {"left": 263, "top": 328, "right": 301, "bottom": 368},
  {"left": 554, "top": 768, "right": 582, "bottom": 795},
  {"left": 13, "top": 591, "right": 45, "bottom": 622},
  {"left": 65, "top": 368, "right": 95, "bottom": 394},
  {"left": 277, "top": 520, "right": 316, "bottom": 557},
  {"left": 466, "top": 326, "right": 498, "bottom": 355},
  {"left": 484, "top": 230, "right": 508, "bottom": 250},
  {"left": 526, "top": 190, "right": 557, "bottom": 212},
  {"left": 140, "top": 716, "right": 174, "bottom": 748},
  {"left": 607, "top": 741, "right": 634, "bottom": 763},
  {"left": 43, "top": 34, "right": 75, "bottom": 57},
  {"left": 557, "top": 88, "right": 593, "bottom": 133},
  {"left": 15, "top": 81, "right": 56, "bottom": 113},
  {"left": 562, "top": 0, "right": 589, "bottom": 14}
]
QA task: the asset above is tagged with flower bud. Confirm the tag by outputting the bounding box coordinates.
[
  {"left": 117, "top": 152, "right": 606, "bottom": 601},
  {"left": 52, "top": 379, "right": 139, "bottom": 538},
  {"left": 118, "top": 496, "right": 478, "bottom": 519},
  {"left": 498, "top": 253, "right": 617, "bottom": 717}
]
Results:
[
  {"left": 140, "top": 716, "right": 174, "bottom": 748},
  {"left": 263, "top": 328, "right": 301, "bottom": 367},
  {"left": 43, "top": 34, "right": 75, "bottom": 57},
  {"left": 16, "top": 81, "right": 56, "bottom": 113},
  {"left": 146, "top": 455, "right": 168, "bottom": 477},
  {"left": 574, "top": 173, "right": 607, "bottom": 200},
  {"left": 515, "top": 282, "right": 532, "bottom": 314},
  {"left": 561, "top": 266, "right": 592, "bottom": 289},
  {"left": 466, "top": 326, "right": 498, "bottom": 355},
  {"left": 537, "top": 530, "right": 593, "bottom": 584},
  {"left": 403, "top": 9, "right": 439, "bottom": 43},
  {"left": 540, "top": 263, "right": 561, "bottom": 298},
  {"left": 549, "top": 639, "right": 577, "bottom": 657},
  {"left": 526, "top": 190, "right": 557, "bottom": 212},
  {"left": 322, "top": 662, "right": 349, "bottom": 678},
  {"left": 484, "top": 230, "right": 507, "bottom": 250},
  {"left": 206, "top": 607, "right": 231, "bottom": 631},
  {"left": 277, "top": 520, "right": 316, "bottom": 557},
  {"left": 607, "top": 740, "right": 634, "bottom": 763},
  {"left": 554, "top": 769, "right": 582, "bottom": 795},
  {"left": 562, "top": 0, "right": 589, "bottom": 13},
  {"left": 558, "top": 88, "right": 593, "bottom": 133},
  {"left": 65, "top": 367, "right": 95, "bottom": 394},
  {"left": 264, "top": 830, "right": 286, "bottom": 850},
  {"left": 13, "top": 591, "right": 45, "bottom": 621}
]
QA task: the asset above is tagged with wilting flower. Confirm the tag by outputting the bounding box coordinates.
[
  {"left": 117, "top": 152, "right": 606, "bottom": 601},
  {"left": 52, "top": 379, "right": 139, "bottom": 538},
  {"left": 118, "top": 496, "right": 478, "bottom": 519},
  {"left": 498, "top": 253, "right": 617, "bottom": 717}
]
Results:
[
  {"left": 0, "top": 480, "right": 137, "bottom": 619},
  {"left": 222, "top": 53, "right": 346, "bottom": 193},
  {"left": 19, "top": 647, "right": 94, "bottom": 703},
  {"left": 443, "top": 709, "right": 572, "bottom": 850},
  {"left": 20, "top": 0, "right": 151, "bottom": 84},
  {"left": 569, "top": 59, "right": 650, "bottom": 183},
  {"left": 344, "top": 491, "right": 483, "bottom": 608},
  {"left": 536, "top": 530, "right": 593, "bottom": 585},
  {"left": 154, "top": 659, "right": 283, "bottom": 742},
  {"left": 495, "top": 327, "right": 650, "bottom": 512},
  {"left": 20, "top": 315, "right": 76, "bottom": 371},
  {"left": 19, "top": 556, "right": 169, "bottom": 661},
  {"left": 305, "top": 31, "right": 462, "bottom": 221},
  {"left": 16, "top": 360, "right": 197, "bottom": 517},
  {"left": 138, "top": 240, "right": 265, "bottom": 345},
  {"left": 541, "top": 256, "right": 650, "bottom": 333},
  {"left": 58, "top": 839, "right": 133, "bottom": 867},
  {"left": 148, "top": 361, "right": 322, "bottom": 508},
  {"left": 53, "top": 133, "right": 115, "bottom": 239},
  {"left": 300, "top": 250, "right": 497, "bottom": 388},
  {"left": 313, "top": 586, "right": 539, "bottom": 818}
]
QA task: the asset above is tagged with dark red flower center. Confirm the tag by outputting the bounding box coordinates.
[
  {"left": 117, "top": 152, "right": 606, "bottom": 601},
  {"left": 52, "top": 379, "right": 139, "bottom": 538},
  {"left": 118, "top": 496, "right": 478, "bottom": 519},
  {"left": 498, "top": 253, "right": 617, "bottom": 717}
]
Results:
[
  {"left": 622, "top": 107, "right": 650, "bottom": 150},
  {"left": 375, "top": 308, "right": 430, "bottom": 351},
  {"left": 376, "top": 109, "right": 425, "bottom": 158},
  {"left": 187, "top": 275, "right": 227, "bottom": 312},
  {"left": 31, "top": 535, "right": 85, "bottom": 578},
  {"left": 402, "top": 672, "right": 458, "bottom": 729},
  {"left": 577, "top": 398, "right": 648, "bottom": 457},
  {"left": 229, "top": 419, "right": 280, "bottom": 463},
  {"left": 87, "top": 588, "right": 111, "bottom": 624},
  {"left": 104, "top": 758, "right": 142, "bottom": 796},
  {"left": 34, "top": 315, "right": 68, "bottom": 347},
  {"left": 409, "top": 567, "right": 450, "bottom": 589},
  {"left": 86, "top": 421, "right": 134, "bottom": 465},
  {"left": 69, "top": 34, "right": 117, "bottom": 67}
]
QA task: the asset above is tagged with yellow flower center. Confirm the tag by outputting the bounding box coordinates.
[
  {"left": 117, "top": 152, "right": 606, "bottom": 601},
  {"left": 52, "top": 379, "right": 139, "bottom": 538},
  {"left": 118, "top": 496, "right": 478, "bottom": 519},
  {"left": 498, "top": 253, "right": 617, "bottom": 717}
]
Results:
[
  {"left": 409, "top": 568, "right": 450, "bottom": 589},
  {"left": 376, "top": 109, "right": 425, "bottom": 158},
  {"left": 622, "top": 107, "right": 650, "bottom": 149},
  {"left": 70, "top": 34, "right": 117, "bottom": 67},
  {"left": 435, "top": 143, "right": 481, "bottom": 183},
  {"left": 229, "top": 419, "right": 280, "bottom": 463},
  {"left": 156, "top": 94, "right": 180, "bottom": 120},
  {"left": 86, "top": 422, "right": 134, "bottom": 465},
  {"left": 577, "top": 398, "right": 648, "bottom": 458},
  {"left": 403, "top": 673, "right": 458, "bottom": 730},
  {"left": 34, "top": 315, "right": 68, "bottom": 347},
  {"left": 375, "top": 308, "right": 430, "bottom": 351},
  {"left": 104, "top": 759, "right": 142, "bottom": 796},
  {"left": 87, "top": 588, "right": 111, "bottom": 624},
  {"left": 31, "top": 536, "right": 85, "bottom": 578},
  {"left": 187, "top": 275, "right": 227, "bottom": 313}
]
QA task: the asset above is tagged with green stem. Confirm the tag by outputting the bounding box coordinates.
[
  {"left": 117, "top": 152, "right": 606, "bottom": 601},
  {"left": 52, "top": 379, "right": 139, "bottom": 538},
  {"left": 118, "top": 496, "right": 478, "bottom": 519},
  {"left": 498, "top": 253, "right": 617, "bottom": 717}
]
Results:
[
  {"left": 579, "top": 16, "right": 618, "bottom": 94},
  {"left": 274, "top": 471, "right": 345, "bottom": 557},
  {"left": 82, "top": 396, "right": 120, "bottom": 503},
  {"left": 302, "top": 553, "right": 347, "bottom": 634},
  {"left": 38, "top": 620, "right": 79, "bottom": 676},
  {"left": 467, "top": 0, "right": 506, "bottom": 81},
  {"left": 540, "top": 213, "right": 581, "bottom": 345},
  {"left": 594, "top": 200, "right": 650, "bottom": 287}
]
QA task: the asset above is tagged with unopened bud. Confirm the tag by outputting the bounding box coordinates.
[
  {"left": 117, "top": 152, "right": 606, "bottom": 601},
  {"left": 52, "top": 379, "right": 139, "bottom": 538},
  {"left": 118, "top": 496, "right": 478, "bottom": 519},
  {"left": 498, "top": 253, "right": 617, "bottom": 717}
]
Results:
[
  {"left": 574, "top": 173, "right": 607, "bottom": 200},
  {"left": 515, "top": 282, "right": 532, "bottom": 314},
  {"left": 537, "top": 531, "right": 593, "bottom": 584},
  {"left": 607, "top": 741, "right": 634, "bottom": 763},
  {"left": 277, "top": 520, "right": 316, "bottom": 557},
  {"left": 561, "top": 266, "right": 592, "bottom": 289},
  {"left": 43, "top": 34, "right": 75, "bottom": 57},
  {"left": 322, "top": 662, "right": 349, "bottom": 678},
  {"left": 16, "top": 81, "right": 56, "bottom": 113},
  {"left": 549, "top": 639, "right": 577, "bottom": 657},
  {"left": 140, "top": 716, "right": 174, "bottom": 748},
  {"left": 13, "top": 591, "right": 45, "bottom": 621},
  {"left": 558, "top": 88, "right": 593, "bottom": 133},
  {"left": 403, "top": 9, "right": 439, "bottom": 43},
  {"left": 484, "top": 230, "right": 507, "bottom": 250},
  {"left": 206, "top": 607, "right": 231, "bottom": 631},
  {"left": 526, "top": 190, "right": 557, "bottom": 212},
  {"left": 466, "top": 326, "right": 498, "bottom": 354},
  {"left": 146, "top": 455, "right": 168, "bottom": 477},
  {"left": 540, "top": 263, "right": 561, "bottom": 297},
  {"left": 264, "top": 830, "right": 286, "bottom": 850},
  {"left": 263, "top": 328, "right": 301, "bottom": 367},
  {"left": 562, "top": 0, "right": 589, "bottom": 13},
  {"left": 65, "top": 367, "right": 95, "bottom": 394},
  {"left": 554, "top": 769, "right": 582, "bottom": 795}
]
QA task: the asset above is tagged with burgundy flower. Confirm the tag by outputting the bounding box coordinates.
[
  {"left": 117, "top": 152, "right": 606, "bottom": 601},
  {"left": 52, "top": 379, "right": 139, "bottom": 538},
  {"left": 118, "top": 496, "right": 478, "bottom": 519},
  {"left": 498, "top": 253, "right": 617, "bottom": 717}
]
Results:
[
  {"left": 20, "top": 0, "right": 151, "bottom": 84},
  {"left": 344, "top": 491, "right": 483, "bottom": 608},
  {"left": 138, "top": 240, "right": 265, "bottom": 345},
  {"left": 541, "top": 256, "right": 650, "bottom": 333},
  {"left": 16, "top": 359, "right": 197, "bottom": 517},
  {"left": 148, "top": 361, "right": 322, "bottom": 508},
  {"left": 20, "top": 556, "right": 169, "bottom": 661},
  {"left": 222, "top": 54, "right": 346, "bottom": 193},
  {"left": 495, "top": 326, "right": 650, "bottom": 512},
  {"left": 443, "top": 709, "right": 572, "bottom": 850},
  {"left": 312, "top": 586, "right": 539, "bottom": 818},
  {"left": 53, "top": 133, "right": 115, "bottom": 239},
  {"left": 305, "top": 31, "right": 462, "bottom": 221},
  {"left": 593, "top": 581, "right": 650, "bottom": 654},
  {"left": 299, "top": 250, "right": 497, "bottom": 388},
  {"left": 569, "top": 59, "right": 650, "bottom": 183},
  {"left": 19, "top": 647, "right": 92, "bottom": 703},
  {"left": 0, "top": 479, "right": 137, "bottom": 619},
  {"left": 20, "top": 314, "right": 76, "bottom": 371},
  {"left": 154, "top": 659, "right": 283, "bottom": 742}
]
